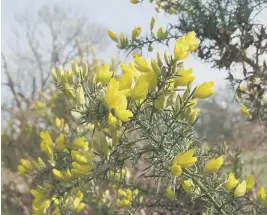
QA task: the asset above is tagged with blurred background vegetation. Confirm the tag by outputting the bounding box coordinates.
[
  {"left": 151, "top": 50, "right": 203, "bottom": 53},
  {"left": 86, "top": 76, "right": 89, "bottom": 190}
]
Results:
[{"left": 1, "top": 1, "right": 267, "bottom": 214}]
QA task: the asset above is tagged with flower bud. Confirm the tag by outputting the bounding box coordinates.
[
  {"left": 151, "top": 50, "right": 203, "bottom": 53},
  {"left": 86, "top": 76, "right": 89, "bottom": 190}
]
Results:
[
  {"left": 76, "top": 87, "right": 85, "bottom": 105},
  {"left": 51, "top": 68, "right": 58, "bottom": 82},
  {"left": 108, "top": 30, "right": 118, "bottom": 42},
  {"left": 150, "top": 17, "right": 155, "bottom": 31}
]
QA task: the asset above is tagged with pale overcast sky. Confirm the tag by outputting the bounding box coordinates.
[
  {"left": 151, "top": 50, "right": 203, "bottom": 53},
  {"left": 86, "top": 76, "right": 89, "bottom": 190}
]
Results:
[{"left": 2, "top": 0, "right": 266, "bottom": 89}]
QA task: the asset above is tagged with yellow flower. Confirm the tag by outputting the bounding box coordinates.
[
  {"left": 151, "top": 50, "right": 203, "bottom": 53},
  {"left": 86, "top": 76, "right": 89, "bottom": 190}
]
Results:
[
  {"left": 171, "top": 164, "right": 182, "bottom": 177},
  {"left": 165, "top": 187, "right": 175, "bottom": 200},
  {"left": 71, "top": 150, "right": 93, "bottom": 164},
  {"left": 115, "top": 109, "right": 133, "bottom": 122},
  {"left": 245, "top": 176, "right": 255, "bottom": 191},
  {"left": 204, "top": 156, "right": 224, "bottom": 173},
  {"left": 193, "top": 81, "right": 215, "bottom": 99},
  {"left": 108, "top": 30, "right": 118, "bottom": 42},
  {"left": 184, "top": 31, "right": 200, "bottom": 52},
  {"left": 234, "top": 180, "right": 246, "bottom": 198},
  {"left": 95, "top": 64, "right": 113, "bottom": 84},
  {"left": 55, "top": 133, "right": 66, "bottom": 151},
  {"left": 71, "top": 162, "right": 92, "bottom": 175},
  {"left": 118, "top": 72, "right": 133, "bottom": 90},
  {"left": 117, "top": 199, "right": 131, "bottom": 207},
  {"left": 126, "top": 188, "right": 133, "bottom": 201},
  {"left": 40, "top": 131, "right": 53, "bottom": 145},
  {"left": 32, "top": 198, "right": 51, "bottom": 214},
  {"left": 73, "top": 191, "right": 84, "bottom": 210},
  {"left": 118, "top": 189, "right": 127, "bottom": 197},
  {"left": 131, "top": 81, "right": 149, "bottom": 101},
  {"left": 174, "top": 149, "right": 197, "bottom": 168},
  {"left": 20, "top": 159, "right": 33, "bottom": 171},
  {"left": 106, "top": 78, "right": 132, "bottom": 123},
  {"left": 182, "top": 179, "right": 194, "bottom": 194},
  {"left": 174, "top": 68, "right": 195, "bottom": 86},
  {"left": 52, "top": 169, "right": 65, "bottom": 180},
  {"left": 240, "top": 104, "right": 250, "bottom": 116},
  {"left": 153, "top": 94, "right": 167, "bottom": 111},
  {"left": 121, "top": 63, "right": 141, "bottom": 80},
  {"left": 137, "top": 70, "right": 158, "bottom": 92},
  {"left": 225, "top": 173, "right": 239, "bottom": 191},
  {"left": 40, "top": 131, "right": 54, "bottom": 159},
  {"left": 72, "top": 137, "right": 89, "bottom": 150},
  {"left": 135, "top": 57, "right": 151, "bottom": 73},
  {"left": 174, "top": 37, "right": 189, "bottom": 60},
  {"left": 106, "top": 78, "right": 122, "bottom": 109},
  {"left": 257, "top": 186, "right": 266, "bottom": 202}
]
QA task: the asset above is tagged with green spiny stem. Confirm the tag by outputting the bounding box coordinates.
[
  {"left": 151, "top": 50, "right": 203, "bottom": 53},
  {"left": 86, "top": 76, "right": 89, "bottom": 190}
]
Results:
[{"left": 185, "top": 169, "right": 227, "bottom": 215}]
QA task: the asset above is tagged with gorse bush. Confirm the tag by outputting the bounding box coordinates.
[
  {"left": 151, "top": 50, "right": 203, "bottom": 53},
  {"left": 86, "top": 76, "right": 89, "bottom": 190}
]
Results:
[
  {"left": 127, "top": 0, "right": 267, "bottom": 127},
  {"left": 18, "top": 29, "right": 267, "bottom": 215}
]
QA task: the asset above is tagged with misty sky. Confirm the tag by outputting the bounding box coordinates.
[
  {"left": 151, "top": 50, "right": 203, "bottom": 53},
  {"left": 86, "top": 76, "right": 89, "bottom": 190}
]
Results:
[{"left": 1, "top": 0, "right": 266, "bottom": 89}]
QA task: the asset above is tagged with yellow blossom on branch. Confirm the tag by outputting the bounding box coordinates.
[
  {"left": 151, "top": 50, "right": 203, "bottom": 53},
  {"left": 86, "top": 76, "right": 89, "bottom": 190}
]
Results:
[
  {"left": 174, "top": 67, "right": 195, "bottom": 87},
  {"left": 193, "top": 81, "right": 215, "bottom": 99},
  {"left": 174, "top": 149, "right": 198, "bottom": 168},
  {"left": 204, "top": 156, "right": 224, "bottom": 173},
  {"left": 225, "top": 172, "right": 239, "bottom": 191},
  {"left": 234, "top": 180, "right": 247, "bottom": 198}
]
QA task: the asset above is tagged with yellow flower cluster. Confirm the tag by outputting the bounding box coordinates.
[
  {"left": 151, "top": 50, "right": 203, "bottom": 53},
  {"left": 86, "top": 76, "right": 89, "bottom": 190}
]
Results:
[
  {"left": 225, "top": 173, "right": 256, "bottom": 198},
  {"left": 18, "top": 130, "right": 93, "bottom": 214},
  {"left": 116, "top": 188, "right": 140, "bottom": 207},
  {"left": 31, "top": 182, "right": 53, "bottom": 214},
  {"left": 174, "top": 31, "right": 200, "bottom": 60},
  {"left": 18, "top": 157, "right": 46, "bottom": 176},
  {"left": 170, "top": 154, "right": 224, "bottom": 196},
  {"left": 51, "top": 62, "right": 89, "bottom": 104},
  {"left": 53, "top": 136, "right": 93, "bottom": 179},
  {"left": 71, "top": 190, "right": 86, "bottom": 212},
  {"left": 106, "top": 31, "right": 215, "bottom": 129},
  {"left": 171, "top": 149, "right": 197, "bottom": 176}
]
